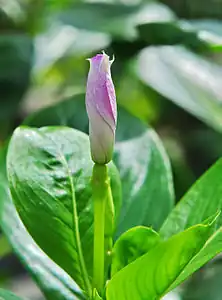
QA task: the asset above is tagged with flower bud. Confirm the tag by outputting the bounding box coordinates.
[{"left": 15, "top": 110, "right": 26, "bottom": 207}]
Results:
[{"left": 86, "top": 52, "right": 117, "bottom": 164}]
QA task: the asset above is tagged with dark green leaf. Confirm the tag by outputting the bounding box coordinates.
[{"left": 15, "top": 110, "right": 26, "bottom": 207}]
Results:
[
  {"left": 24, "top": 95, "right": 88, "bottom": 133},
  {"left": 7, "top": 126, "right": 121, "bottom": 295},
  {"left": 0, "top": 289, "right": 23, "bottom": 300},
  {"left": 0, "top": 146, "right": 85, "bottom": 300},
  {"left": 137, "top": 46, "right": 222, "bottom": 132},
  {"left": 138, "top": 22, "right": 208, "bottom": 51},
  {"left": 106, "top": 223, "right": 215, "bottom": 300},
  {"left": 111, "top": 226, "right": 160, "bottom": 277},
  {"left": 114, "top": 108, "right": 174, "bottom": 237},
  {"left": 0, "top": 35, "right": 32, "bottom": 118}
]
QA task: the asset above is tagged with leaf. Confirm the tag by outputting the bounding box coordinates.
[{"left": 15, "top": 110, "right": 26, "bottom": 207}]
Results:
[
  {"left": 181, "top": 259, "right": 222, "bottom": 300},
  {"left": 106, "top": 223, "right": 214, "bottom": 300},
  {"left": 111, "top": 226, "right": 160, "bottom": 277},
  {"left": 24, "top": 95, "right": 88, "bottom": 133},
  {"left": 34, "top": 25, "right": 111, "bottom": 73},
  {"left": 114, "top": 108, "right": 174, "bottom": 237},
  {"left": 179, "top": 20, "right": 222, "bottom": 50},
  {"left": 0, "top": 289, "right": 24, "bottom": 300},
  {"left": 137, "top": 22, "right": 208, "bottom": 51},
  {"left": 159, "top": 159, "right": 222, "bottom": 290},
  {"left": 7, "top": 126, "right": 121, "bottom": 295},
  {"left": 0, "top": 34, "right": 32, "bottom": 139},
  {"left": 0, "top": 146, "right": 85, "bottom": 300},
  {"left": 93, "top": 289, "right": 103, "bottom": 300},
  {"left": 53, "top": 2, "right": 138, "bottom": 39},
  {"left": 24, "top": 95, "right": 174, "bottom": 238},
  {"left": 137, "top": 45, "right": 222, "bottom": 133},
  {"left": 160, "top": 159, "right": 222, "bottom": 237},
  {"left": 53, "top": 2, "right": 175, "bottom": 39}
]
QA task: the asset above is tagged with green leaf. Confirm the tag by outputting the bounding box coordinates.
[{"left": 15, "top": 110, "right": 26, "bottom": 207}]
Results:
[
  {"left": 54, "top": 2, "right": 175, "bottom": 39},
  {"left": 179, "top": 20, "right": 222, "bottom": 50},
  {"left": 137, "top": 45, "right": 222, "bottom": 133},
  {"left": 0, "top": 289, "right": 23, "bottom": 300},
  {"left": 106, "top": 223, "right": 214, "bottom": 300},
  {"left": 137, "top": 22, "right": 208, "bottom": 51},
  {"left": 114, "top": 108, "right": 174, "bottom": 236},
  {"left": 7, "top": 126, "right": 121, "bottom": 295},
  {"left": 111, "top": 226, "right": 160, "bottom": 277},
  {"left": 159, "top": 159, "right": 222, "bottom": 291},
  {"left": 24, "top": 94, "right": 88, "bottom": 133},
  {"left": 24, "top": 95, "right": 174, "bottom": 238},
  {"left": 34, "top": 25, "right": 111, "bottom": 73},
  {"left": 93, "top": 289, "right": 103, "bottom": 300},
  {"left": 160, "top": 159, "right": 222, "bottom": 237},
  {"left": 0, "top": 34, "right": 32, "bottom": 139},
  {"left": 181, "top": 259, "right": 222, "bottom": 300},
  {"left": 0, "top": 146, "right": 85, "bottom": 300}
]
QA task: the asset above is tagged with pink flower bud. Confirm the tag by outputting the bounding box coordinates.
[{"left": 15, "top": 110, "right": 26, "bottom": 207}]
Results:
[{"left": 86, "top": 52, "right": 117, "bottom": 164}]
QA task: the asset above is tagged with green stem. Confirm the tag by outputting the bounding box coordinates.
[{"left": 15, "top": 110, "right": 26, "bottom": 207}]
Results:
[
  {"left": 92, "top": 164, "right": 109, "bottom": 295},
  {"left": 104, "top": 181, "right": 115, "bottom": 277}
]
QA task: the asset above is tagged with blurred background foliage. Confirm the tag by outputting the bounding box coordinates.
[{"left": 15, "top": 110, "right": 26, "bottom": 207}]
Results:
[{"left": 1, "top": 0, "right": 222, "bottom": 299}]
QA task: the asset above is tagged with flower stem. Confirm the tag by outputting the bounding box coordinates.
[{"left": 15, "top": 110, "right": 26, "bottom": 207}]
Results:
[
  {"left": 104, "top": 180, "right": 115, "bottom": 277},
  {"left": 92, "top": 164, "right": 109, "bottom": 295}
]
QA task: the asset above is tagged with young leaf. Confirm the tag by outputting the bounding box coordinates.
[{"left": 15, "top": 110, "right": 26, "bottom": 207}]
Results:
[
  {"left": 93, "top": 289, "right": 103, "bottom": 300},
  {"left": 0, "top": 289, "right": 24, "bottom": 300},
  {"left": 160, "top": 159, "right": 222, "bottom": 237},
  {"left": 106, "top": 223, "right": 214, "bottom": 300},
  {"left": 0, "top": 146, "right": 85, "bottom": 300},
  {"left": 160, "top": 159, "right": 222, "bottom": 291},
  {"left": 7, "top": 126, "right": 121, "bottom": 295},
  {"left": 111, "top": 226, "right": 160, "bottom": 277}
]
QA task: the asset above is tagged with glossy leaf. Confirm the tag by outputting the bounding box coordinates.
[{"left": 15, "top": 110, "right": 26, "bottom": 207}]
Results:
[
  {"left": 114, "top": 108, "right": 174, "bottom": 236},
  {"left": 106, "top": 223, "right": 214, "bottom": 300},
  {"left": 0, "top": 289, "right": 23, "bottom": 300},
  {"left": 160, "top": 159, "right": 222, "bottom": 237},
  {"left": 7, "top": 127, "right": 121, "bottom": 295},
  {"left": 160, "top": 159, "right": 222, "bottom": 290},
  {"left": 137, "top": 45, "right": 222, "bottom": 132},
  {"left": 24, "top": 95, "right": 174, "bottom": 238},
  {"left": 111, "top": 226, "right": 160, "bottom": 277},
  {"left": 0, "top": 146, "right": 85, "bottom": 300}
]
